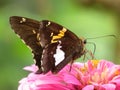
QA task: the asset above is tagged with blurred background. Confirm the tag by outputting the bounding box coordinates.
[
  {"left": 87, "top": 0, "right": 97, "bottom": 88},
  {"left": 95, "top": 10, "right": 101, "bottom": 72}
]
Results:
[{"left": 0, "top": 0, "right": 120, "bottom": 89}]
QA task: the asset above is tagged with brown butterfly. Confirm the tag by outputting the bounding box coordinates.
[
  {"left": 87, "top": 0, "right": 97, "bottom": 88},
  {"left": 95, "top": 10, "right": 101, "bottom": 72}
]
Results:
[{"left": 9, "top": 16, "right": 86, "bottom": 74}]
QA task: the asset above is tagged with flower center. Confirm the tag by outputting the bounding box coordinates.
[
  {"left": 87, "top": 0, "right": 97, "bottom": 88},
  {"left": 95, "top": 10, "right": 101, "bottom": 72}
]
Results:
[{"left": 76, "top": 60, "right": 120, "bottom": 85}]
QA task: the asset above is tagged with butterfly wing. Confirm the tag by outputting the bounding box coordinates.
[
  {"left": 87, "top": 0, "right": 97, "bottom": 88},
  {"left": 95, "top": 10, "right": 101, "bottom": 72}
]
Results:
[
  {"left": 10, "top": 16, "right": 43, "bottom": 73},
  {"left": 41, "top": 37, "right": 84, "bottom": 74},
  {"left": 39, "top": 20, "right": 85, "bottom": 73},
  {"left": 54, "top": 38, "right": 84, "bottom": 73}
]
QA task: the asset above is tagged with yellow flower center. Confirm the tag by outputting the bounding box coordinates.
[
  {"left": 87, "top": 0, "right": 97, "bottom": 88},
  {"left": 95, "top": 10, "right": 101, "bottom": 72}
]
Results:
[{"left": 76, "top": 60, "right": 120, "bottom": 85}]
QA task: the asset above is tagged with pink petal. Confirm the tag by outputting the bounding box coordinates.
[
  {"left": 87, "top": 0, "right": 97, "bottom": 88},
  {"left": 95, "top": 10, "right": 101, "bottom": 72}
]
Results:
[
  {"left": 23, "top": 64, "right": 38, "bottom": 72},
  {"left": 101, "top": 84, "right": 116, "bottom": 90},
  {"left": 82, "top": 85, "right": 94, "bottom": 90},
  {"left": 63, "top": 74, "right": 81, "bottom": 85}
]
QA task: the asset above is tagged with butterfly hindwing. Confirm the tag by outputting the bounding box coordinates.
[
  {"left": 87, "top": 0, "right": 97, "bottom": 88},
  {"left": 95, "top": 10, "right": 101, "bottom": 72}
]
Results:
[
  {"left": 41, "top": 43, "right": 58, "bottom": 73},
  {"left": 41, "top": 36, "right": 84, "bottom": 74},
  {"left": 10, "top": 16, "right": 43, "bottom": 73},
  {"left": 54, "top": 39, "right": 84, "bottom": 73}
]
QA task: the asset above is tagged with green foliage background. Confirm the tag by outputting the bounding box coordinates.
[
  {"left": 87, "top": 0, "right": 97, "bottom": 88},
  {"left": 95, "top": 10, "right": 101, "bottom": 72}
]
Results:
[{"left": 0, "top": 0, "right": 119, "bottom": 90}]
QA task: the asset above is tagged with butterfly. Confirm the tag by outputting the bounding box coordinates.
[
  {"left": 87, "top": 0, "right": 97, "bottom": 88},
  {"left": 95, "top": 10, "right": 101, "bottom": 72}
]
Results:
[{"left": 9, "top": 16, "right": 86, "bottom": 74}]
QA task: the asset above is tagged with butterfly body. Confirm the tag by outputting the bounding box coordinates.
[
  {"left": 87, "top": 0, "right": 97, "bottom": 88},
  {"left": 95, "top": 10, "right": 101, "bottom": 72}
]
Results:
[{"left": 10, "top": 16, "right": 85, "bottom": 74}]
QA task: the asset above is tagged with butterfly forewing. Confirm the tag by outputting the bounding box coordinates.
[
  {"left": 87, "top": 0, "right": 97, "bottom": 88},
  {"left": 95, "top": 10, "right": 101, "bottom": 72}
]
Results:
[{"left": 39, "top": 20, "right": 85, "bottom": 73}]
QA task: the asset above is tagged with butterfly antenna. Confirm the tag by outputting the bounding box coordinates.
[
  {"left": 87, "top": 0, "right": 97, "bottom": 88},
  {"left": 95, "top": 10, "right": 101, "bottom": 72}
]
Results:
[
  {"left": 83, "top": 34, "right": 116, "bottom": 55},
  {"left": 86, "top": 34, "right": 117, "bottom": 40}
]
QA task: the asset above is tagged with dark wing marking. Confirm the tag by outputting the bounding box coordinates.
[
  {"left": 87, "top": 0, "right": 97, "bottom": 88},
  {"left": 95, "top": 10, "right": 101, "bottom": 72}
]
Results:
[{"left": 9, "top": 16, "right": 43, "bottom": 73}]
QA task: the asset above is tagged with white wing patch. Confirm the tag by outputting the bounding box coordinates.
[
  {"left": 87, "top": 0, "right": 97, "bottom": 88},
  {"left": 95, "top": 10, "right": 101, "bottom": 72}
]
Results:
[{"left": 54, "top": 43, "right": 65, "bottom": 66}]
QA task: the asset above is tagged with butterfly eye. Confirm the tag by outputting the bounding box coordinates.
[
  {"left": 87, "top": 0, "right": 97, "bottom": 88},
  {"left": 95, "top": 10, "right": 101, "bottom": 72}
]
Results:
[{"left": 83, "top": 39, "right": 87, "bottom": 44}]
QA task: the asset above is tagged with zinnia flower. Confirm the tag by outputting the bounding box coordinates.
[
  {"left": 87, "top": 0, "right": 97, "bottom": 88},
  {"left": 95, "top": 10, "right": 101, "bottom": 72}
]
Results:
[{"left": 18, "top": 60, "right": 120, "bottom": 90}]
